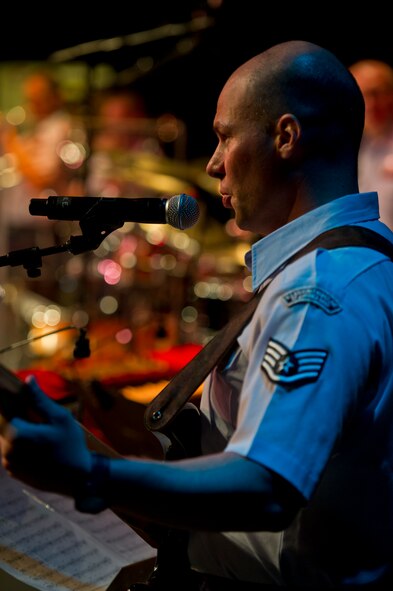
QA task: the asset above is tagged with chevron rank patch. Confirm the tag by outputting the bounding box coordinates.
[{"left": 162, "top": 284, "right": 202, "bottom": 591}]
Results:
[
  {"left": 282, "top": 287, "right": 341, "bottom": 314},
  {"left": 261, "top": 338, "right": 328, "bottom": 385}
]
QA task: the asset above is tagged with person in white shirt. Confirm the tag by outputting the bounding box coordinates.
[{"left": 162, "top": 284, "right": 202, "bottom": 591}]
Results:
[{"left": 350, "top": 59, "right": 393, "bottom": 230}]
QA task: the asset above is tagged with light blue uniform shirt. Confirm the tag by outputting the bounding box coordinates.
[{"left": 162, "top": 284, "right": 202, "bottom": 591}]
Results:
[{"left": 188, "top": 192, "right": 393, "bottom": 587}]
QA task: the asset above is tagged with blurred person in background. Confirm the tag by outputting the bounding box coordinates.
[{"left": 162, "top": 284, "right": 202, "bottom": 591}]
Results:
[
  {"left": 350, "top": 59, "right": 393, "bottom": 230},
  {"left": 85, "top": 88, "right": 163, "bottom": 198},
  {"left": 0, "top": 69, "right": 86, "bottom": 251}
]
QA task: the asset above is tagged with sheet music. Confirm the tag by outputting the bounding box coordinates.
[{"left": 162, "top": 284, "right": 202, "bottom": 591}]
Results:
[{"left": 0, "top": 464, "right": 156, "bottom": 591}]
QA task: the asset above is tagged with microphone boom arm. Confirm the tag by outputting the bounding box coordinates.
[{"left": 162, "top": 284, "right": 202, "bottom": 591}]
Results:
[{"left": 0, "top": 218, "right": 124, "bottom": 277}]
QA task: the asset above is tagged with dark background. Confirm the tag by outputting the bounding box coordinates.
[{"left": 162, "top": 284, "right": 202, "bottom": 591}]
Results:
[{"left": 2, "top": 1, "right": 393, "bottom": 159}]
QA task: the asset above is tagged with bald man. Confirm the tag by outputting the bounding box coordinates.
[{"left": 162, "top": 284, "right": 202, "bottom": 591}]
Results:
[{"left": 2, "top": 41, "right": 393, "bottom": 589}]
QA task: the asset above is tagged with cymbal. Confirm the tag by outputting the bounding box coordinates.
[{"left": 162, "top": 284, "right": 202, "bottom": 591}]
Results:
[
  {"left": 118, "top": 166, "right": 195, "bottom": 195},
  {"left": 114, "top": 152, "right": 219, "bottom": 195}
]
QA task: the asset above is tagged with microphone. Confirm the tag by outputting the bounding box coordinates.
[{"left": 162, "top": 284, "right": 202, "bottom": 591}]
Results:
[
  {"left": 73, "top": 328, "right": 91, "bottom": 359},
  {"left": 29, "top": 194, "right": 200, "bottom": 230}
]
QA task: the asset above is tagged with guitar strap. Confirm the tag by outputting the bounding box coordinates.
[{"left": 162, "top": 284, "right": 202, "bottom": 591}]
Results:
[{"left": 144, "top": 224, "right": 393, "bottom": 434}]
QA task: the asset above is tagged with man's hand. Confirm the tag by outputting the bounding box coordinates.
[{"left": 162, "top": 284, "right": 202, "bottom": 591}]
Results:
[{"left": 0, "top": 375, "right": 92, "bottom": 497}]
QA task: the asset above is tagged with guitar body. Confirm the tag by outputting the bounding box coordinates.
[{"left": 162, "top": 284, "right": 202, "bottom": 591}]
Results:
[{"left": 84, "top": 379, "right": 201, "bottom": 461}]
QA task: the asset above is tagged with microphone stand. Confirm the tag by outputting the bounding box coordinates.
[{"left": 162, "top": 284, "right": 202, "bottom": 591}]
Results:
[{"left": 0, "top": 217, "right": 124, "bottom": 277}]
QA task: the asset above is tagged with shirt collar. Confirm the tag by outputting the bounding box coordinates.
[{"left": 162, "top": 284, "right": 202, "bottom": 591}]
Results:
[{"left": 247, "top": 192, "right": 380, "bottom": 290}]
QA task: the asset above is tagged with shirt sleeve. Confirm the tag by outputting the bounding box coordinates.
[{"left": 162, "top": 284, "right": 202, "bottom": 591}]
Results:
[{"left": 225, "top": 248, "right": 387, "bottom": 499}]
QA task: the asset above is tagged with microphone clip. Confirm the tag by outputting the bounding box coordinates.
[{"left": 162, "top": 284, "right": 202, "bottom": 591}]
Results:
[{"left": 68, "top": 217, "right": 125, "bottom": 255}]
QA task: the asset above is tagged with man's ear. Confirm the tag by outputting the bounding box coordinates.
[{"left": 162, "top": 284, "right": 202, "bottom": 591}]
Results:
[{"left": 274, "top": 114, "right": 301, "bottom": 159}]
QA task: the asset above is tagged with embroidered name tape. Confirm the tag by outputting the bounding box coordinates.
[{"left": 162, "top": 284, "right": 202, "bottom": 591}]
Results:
[
  {"left": 282, "top": 287, "right": 341, "bottom": 314},
  {"left": 262, "top": 338, "right": 328, "bottom": 385}
]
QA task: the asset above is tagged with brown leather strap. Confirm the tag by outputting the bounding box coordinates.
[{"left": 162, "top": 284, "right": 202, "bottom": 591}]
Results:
[
  {"left": 145, "top": 288, "right": 264, "bottom": 432},
  {"left": 144, "top": 225, "right": 393, "bottom": 432}
]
